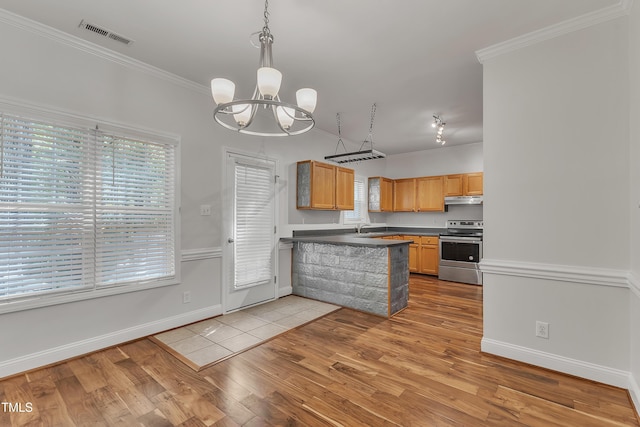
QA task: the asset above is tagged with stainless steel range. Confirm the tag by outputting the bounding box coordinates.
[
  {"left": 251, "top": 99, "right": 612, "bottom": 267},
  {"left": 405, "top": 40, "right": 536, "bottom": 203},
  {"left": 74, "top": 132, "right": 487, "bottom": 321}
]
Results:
[{"left": 439, "top": 220, "right": 483, "bottom": 285}]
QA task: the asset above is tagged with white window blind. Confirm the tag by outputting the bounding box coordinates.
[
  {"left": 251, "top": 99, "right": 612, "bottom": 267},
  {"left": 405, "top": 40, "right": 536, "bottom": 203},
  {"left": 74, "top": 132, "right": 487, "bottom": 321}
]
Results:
[
  {"left": 344, "top": 177, "right": 366, "bottom": 223},
  {"left": 95, "top": 133, "right": 176, "bottom": 287},
  {"left": 0, "top": 111, "right": 177, "bottom": 305},
  {"left": 234, "top": 161, "right": 274, "bottom": 289}
]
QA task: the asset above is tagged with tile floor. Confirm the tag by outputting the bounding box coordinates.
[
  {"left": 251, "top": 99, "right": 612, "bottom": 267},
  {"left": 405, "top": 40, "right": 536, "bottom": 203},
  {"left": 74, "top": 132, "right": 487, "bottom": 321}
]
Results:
[{"left": 152, "top": 295, "right": 340, "bottom": 370}]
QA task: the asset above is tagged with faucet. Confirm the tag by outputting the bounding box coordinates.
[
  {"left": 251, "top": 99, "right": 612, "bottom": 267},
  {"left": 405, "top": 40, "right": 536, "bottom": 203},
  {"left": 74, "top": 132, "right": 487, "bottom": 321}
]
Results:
[{"left": 356, "top": 222, "right": 370, "bottom": 234}]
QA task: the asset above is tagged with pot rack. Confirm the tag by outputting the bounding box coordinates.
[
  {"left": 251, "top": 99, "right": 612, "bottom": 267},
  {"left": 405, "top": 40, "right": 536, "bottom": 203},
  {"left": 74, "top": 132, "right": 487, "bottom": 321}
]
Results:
[{"left": 324, "top": 103, "right": 386, "bottom": 164}]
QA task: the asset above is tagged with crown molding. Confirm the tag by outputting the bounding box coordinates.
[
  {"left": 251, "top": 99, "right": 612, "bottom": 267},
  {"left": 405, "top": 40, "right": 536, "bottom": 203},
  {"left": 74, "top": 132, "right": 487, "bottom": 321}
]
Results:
[
  {"left": 476, "top": 0, "right": 634, "bottom": 63},
  {"left": 0, "top": 8, "right": 209, "bottom": 95}
]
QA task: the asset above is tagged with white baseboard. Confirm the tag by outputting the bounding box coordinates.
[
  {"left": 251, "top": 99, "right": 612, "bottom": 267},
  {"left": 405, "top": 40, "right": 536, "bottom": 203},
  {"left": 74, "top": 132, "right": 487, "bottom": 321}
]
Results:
[
  {"left": 0, "top": 304, "right": 222, "bottom": 379},
  {"left": 630, "top": 373, "right": 640, "bottom": 416},
  {"left": 481, "top": 337, "right": 631, "bottom": 389},
  {"left": 278, "top": 286, "right": 293, "bottom": 298}
]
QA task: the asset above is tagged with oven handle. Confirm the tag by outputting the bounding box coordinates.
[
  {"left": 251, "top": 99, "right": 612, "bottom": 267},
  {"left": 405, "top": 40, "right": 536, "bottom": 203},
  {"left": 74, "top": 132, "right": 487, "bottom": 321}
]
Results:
[{"left": 439, "top": 236, "right": 483, "bottom": 243}]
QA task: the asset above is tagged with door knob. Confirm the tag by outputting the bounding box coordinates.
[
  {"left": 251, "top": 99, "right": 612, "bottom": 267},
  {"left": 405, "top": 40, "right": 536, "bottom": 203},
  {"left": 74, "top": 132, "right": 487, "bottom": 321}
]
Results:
[{"left": 228, "top": 238, "right": 235, "bottom": 243}]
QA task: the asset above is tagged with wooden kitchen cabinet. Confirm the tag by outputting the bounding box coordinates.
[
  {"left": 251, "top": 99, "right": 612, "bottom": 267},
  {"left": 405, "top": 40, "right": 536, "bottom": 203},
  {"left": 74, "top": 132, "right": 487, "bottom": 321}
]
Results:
[
  {"left": 296, "top": 160, "right": 354, "bottom": 210},
  {"left": 416, "top": 176, "right": 445, "bottom": 212},
  {"left": 393, "top": 178, "right": 416, "bottom": 212},
  {"left": 368, "top": 176, "right": 394, "bottom": 212},
  {"left": 402, "top": 235, "right": 420, "bottom": 273},
  {"left": 419, "top": 235, "right": 439, "bottom": 275},
  {"left": 464, "top": 172, "right": 483, "bottom": 195},
  {"left": 335, "top": 166, "right": 355, "bottom": 210},
  {"left": 445, "top": 172, "right": 483, "bottom": 196},
  {"left": 444, "top": 174, "right": 464, "bottom": 196}
]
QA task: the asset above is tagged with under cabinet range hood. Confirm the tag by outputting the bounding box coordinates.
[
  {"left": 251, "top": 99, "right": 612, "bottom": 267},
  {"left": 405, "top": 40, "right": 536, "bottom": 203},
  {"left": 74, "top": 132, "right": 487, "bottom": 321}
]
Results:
[{"left": 444, "top": 196, "right": 483, "bottom": 205}]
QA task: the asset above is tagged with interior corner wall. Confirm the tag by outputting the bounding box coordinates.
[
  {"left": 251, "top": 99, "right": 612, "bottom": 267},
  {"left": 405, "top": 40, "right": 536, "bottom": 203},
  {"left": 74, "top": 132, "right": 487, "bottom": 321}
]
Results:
[
  {"left": 0, "top": 18, "right": 232, "bottom": 377},
  {"left": 0, "top": 13, "right": 367, "bottom": 376},
  {"left": 628, "top": 0, "right": 640, "bottom": 410},
  {"left": 481, "top": 16, "right": 631, "bottom": 387}
]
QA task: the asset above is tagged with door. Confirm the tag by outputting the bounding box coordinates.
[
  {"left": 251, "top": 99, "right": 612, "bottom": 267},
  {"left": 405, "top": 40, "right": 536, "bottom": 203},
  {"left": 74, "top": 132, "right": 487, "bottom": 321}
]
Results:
[{"left": 223, "top": 151, "right": 277, "bottom": 313}]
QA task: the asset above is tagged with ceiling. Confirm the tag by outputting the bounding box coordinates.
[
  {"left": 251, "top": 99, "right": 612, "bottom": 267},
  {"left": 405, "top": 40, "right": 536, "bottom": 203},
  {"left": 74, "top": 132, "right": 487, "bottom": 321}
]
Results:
[{"left": 0, "top": 0, "right": 619, "bottom": 155}]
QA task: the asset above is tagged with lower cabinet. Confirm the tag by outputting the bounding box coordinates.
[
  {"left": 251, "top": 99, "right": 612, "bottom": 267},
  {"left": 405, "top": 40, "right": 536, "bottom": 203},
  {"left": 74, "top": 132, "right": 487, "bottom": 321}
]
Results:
[
  {"left": 419, "top": 236, "right": 439, "bottom": 275},
  {"left": 400, "top": 235, "right": 439, "bottom": 276},
  {"left": 403, "top": 236, "right": 420, "bottom": 273},
  {"left": 377, "top": 235, "right": 439, "bottom": 276}
]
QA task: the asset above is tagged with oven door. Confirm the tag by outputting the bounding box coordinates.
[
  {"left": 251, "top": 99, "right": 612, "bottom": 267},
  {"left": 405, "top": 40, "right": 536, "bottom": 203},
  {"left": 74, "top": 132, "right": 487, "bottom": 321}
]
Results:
[{"left": 439, "top": 236, "right": 482, "bottom": 268}]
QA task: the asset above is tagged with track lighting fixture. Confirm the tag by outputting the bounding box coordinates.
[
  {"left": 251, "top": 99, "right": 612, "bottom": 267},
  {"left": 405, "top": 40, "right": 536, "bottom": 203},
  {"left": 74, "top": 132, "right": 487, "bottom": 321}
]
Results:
[{"left": 432, "top": 115, "right": 446, "bottom": 145}]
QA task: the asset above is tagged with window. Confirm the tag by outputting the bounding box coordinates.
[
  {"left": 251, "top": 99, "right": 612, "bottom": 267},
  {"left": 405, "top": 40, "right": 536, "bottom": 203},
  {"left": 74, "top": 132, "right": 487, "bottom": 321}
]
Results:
[
  {"left": 342, "top": 176, "right": 367, "bottom": 224},
  {"left": 0, "top": 109, "right": 179, "bottom": 311}
]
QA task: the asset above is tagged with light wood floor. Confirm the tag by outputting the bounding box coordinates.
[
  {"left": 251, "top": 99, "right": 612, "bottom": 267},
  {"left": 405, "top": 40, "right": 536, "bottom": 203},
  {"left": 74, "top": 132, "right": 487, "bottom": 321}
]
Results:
[{"left": 1, "top": 276, "right": 638, "bottom": 426}]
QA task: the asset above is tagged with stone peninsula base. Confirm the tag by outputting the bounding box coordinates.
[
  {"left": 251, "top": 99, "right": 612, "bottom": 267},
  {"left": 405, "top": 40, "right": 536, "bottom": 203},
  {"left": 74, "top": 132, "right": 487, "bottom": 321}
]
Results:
[{"left": 291, "top": 241, "right": 409, "bottom": 318}]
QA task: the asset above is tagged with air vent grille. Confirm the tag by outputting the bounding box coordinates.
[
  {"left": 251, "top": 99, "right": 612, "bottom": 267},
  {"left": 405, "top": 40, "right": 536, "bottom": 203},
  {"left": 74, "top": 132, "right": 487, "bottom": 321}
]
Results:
[{"left": 79, "top": 20, "right": 134, "bottom": 46}]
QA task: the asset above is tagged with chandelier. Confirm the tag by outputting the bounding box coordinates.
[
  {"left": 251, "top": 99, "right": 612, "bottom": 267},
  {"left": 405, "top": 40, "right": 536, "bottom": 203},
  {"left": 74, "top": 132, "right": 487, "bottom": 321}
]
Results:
[
  {"left": 432, "top": 115, "right": 446, "bottom": 145},
  {"left": 210, "top": 0, "right": 317, "bottom": 136}
]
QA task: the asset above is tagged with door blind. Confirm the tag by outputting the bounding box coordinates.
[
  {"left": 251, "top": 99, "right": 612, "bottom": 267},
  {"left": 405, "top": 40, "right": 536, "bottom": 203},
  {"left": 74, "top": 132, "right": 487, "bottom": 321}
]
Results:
[
  {"left": 234, "top": 161, "right": 274, "bottom": 289},
  {"left": 0, "top": 112, "right": 177, "bottom": 303}
]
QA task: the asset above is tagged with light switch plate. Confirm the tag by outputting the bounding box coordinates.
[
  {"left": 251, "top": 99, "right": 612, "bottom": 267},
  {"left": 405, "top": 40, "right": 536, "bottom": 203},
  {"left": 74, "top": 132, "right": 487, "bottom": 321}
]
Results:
[{"left": 200, "top": 204, "right": 211, "bottom": 216}]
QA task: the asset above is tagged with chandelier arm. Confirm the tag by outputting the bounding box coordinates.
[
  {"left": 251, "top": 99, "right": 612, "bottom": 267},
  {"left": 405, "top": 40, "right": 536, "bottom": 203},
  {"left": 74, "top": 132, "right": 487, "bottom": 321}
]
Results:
[{"left": 214, "top": 99, "right": 315, "bottom": 136}]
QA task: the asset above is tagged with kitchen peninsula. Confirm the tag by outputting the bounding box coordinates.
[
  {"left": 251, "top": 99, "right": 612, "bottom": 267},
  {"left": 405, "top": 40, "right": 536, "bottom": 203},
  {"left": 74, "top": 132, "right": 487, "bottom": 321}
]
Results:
[{"left": 285, "top": 234, "right": 409, "bottom": 318}]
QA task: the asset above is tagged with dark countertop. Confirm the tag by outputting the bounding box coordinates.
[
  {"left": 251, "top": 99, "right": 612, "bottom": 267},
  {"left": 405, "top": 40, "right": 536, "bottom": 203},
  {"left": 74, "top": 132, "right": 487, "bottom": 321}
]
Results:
[
  {"left": 291, "top": 226, "right": 445, "bottom": 238},
  {"left": 282, "top": 226, "right": 448, "bottom": 247},
  {"left": 281, "top": 234, "right": 412, "bottom": 248}
]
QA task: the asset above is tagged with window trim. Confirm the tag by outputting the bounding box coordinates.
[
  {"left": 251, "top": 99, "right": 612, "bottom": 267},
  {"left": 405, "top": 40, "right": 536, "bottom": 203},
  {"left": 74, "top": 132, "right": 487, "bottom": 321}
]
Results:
[{"left": 0, "top": 97, "right": 181, "bottom": 315}]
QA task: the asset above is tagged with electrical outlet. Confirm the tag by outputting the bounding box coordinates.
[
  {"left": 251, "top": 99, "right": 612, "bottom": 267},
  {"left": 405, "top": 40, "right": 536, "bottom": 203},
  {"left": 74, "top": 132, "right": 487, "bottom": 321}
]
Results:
[
  {"left": 536, "top": 321, "right": 549, "bottom": 339},
  {"left": 200, "top": 204, "right": 211, "bottom": 216},
  {"left": 182, "top": 291, "right": 191, "bottom": 304}
]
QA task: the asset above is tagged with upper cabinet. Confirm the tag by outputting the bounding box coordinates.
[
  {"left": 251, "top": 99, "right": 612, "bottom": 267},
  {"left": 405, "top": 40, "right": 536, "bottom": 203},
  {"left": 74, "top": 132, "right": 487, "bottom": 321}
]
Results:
[
  {"left": 464, "top": 172, "right": 483, "bottom": 196},
  {"left": 296, "top": 160, "right": 354, "bottom": 210},
  {"left": 335, "top": 166, "right": 355, "bottom": 210},
  {"left": 416, "top": 176, "right": 444, "bottom": 212},
  {"left": 444, "top": 174, "right": 464, "bottom": 196},
  {"left": 444, "top": 172, "right": 483, "bottom": 196},
  {"left": 368, "top": 177, "right": 394, "bottom": 212},
  {"left": 393, "top": 178, "right": 416, "bottom": 212}
]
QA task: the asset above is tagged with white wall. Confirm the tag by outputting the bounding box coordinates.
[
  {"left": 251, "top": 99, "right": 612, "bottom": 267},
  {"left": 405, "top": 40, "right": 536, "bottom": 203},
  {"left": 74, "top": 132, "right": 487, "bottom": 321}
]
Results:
[
  {"left": 0, "top": 18, "right": 228, "bottom": 376},
  {"left": 628, "top": 1, "right": 640, "bottom": 410},
  {"left": 482, "top": 16, "right": 632, "bottom": 389},
  {"left": 0, "top": 13, "right": 344, "bottom": 376},
  {"left": 380, "top": 143, "right": 484, "bottom": 227}
]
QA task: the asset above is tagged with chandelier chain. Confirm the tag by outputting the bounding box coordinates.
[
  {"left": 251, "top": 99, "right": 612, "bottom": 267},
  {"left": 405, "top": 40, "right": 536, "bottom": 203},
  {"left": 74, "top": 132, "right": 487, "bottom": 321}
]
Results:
[{"left": 262, "top": 0, "right": 271, "bottom": 36}]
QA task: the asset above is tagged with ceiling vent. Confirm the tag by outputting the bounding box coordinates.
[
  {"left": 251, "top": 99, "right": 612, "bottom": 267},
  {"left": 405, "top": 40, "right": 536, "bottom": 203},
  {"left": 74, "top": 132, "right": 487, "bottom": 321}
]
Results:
[{"left": 78, "top": 20, "right": 134, "bottom": 46}]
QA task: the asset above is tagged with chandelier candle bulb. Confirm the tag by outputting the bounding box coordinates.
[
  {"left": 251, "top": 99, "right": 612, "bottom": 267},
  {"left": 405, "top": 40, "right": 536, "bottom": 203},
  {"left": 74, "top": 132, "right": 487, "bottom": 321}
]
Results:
[
  {"left": 257, "top": 67, "right": 282, "bottom": 98},
  {"left": 276, "top": 106, "right": 295, "bottom": 130},
  {"left": 296, "top": 88, "right": 317, "bottom": 113},
  {"left": 232, "top": 104, "right": 252, "bottom": 126},
  {"left": 211, "top": 78, "right": 235, "bottom": 105}
]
